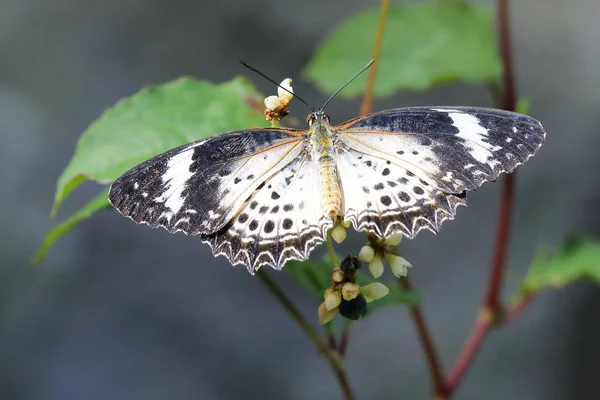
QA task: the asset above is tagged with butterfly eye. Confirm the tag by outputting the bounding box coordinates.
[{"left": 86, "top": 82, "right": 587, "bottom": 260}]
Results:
[
  {"left": 323, "top": 113, "right": 330, "bottom": 123},
  {"left": 306, "top": 113, "right": 317, "bottom": 126}
]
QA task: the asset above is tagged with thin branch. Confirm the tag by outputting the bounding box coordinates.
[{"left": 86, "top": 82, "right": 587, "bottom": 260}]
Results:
[
  {"left": 359, "top": 0, "right": 390, "bottom": 116},
  {"left": 400, "top": 277, "right": 448, "bottom": 398},
  {"left": 446, "top": 0, "right": 522, "bottom": 393},
  {"left": 504, "top": 293, "right": 535, "bottom": 323},
  {"left": 257, "top": 269, "right": 355, "bottom": 400},
  {"left": 326, "top": 231, "right": 339, "bottom": 267},
  {"left": 485, "top": 173, "right": 515, "bottom": 311},
  {"left": 338, "top": 323, "right": 351, "bottom": 356},
  {"left": 446, "top": 308, "right": 493, "bottom": 392}
]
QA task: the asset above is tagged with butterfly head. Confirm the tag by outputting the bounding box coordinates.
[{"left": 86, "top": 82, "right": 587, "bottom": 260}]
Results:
[{"left": 306, "top": 110, "right": 330, "bottom": 127}]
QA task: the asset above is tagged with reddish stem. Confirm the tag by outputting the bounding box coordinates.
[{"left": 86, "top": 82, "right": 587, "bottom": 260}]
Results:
[
  {"left": 338, "top": 324, "right": 351, "bottom": 356},
  {"left": 445, "top": 0, "right": 523, "bottom": 393},
  {"left": 485, "top": 174, "right": 515, "bottom": 311},
  {"left": 505, "top": 294, "right": 535, "bottom": 323},
  {"left": 400, "top": 277, "right": 448, "bottom": 397}
]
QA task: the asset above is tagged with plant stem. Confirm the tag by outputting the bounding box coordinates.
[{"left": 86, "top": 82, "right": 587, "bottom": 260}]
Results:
[
  {"left": 257, "top": 269, "right": 355, "bottom": 399},
  {"left": 359, "top": 0, "right": 390, "bottom": 116},
  {"left": 446, "top": 308, "right": 493, "bottom": 392},
  {"left": 326, "top": 231, "right": 339, "bottom": 267},
  {"left": 446, "top": 0, "right": 527, "bottom": 393},
  {"left": 338, "top": 323, "right": 351, "bottom": 356},
  {"left": 505, "top": 293, "right": 535, "bottom": 323},
  {"left": 400, "top": 277, "right": 448, "bottom": 398}
]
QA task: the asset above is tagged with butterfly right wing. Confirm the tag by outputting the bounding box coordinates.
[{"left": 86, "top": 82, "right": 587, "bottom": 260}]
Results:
[{"left": 108, "top": 128, "right": 306, "bottom": 236}]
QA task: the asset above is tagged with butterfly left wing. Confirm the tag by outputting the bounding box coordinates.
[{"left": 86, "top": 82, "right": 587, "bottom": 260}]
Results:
[
  {"left": 202, "top": 149, "right": 333, "bottom": 273},
  {"left": 109, "top": 128, "right": 307, "bottom": 236},
  {"left": 335, "top": 106, "right": 545, "bottom": 238}
]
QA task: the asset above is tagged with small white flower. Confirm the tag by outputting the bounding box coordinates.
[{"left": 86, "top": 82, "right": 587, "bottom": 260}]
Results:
[
  {"left": 368, "top": 257, "right": 384, "bottom": 279},
  {"left": 318, "top": 301, "right": 337, "bottom": 325},
  {"left": 332, "top": 269, "right": 345, "bottom": 283},
  {"left": 277, "top": 78, "right": 294, "bottom": 102},
  {"left": 384, "top": 233, "right": 403, "bottom": 246},
  {"left": 341, "top": 282, "right": 360, "bottom": 301},
  {"left": 324, "top": 288, "right": 342, "bottom": 311},
  {"left": 359, "top": 245, "right": 375, "bottom": 263},
  {"left": 361, "top": 282, "right": 389, "bottom": 303},
  {"left": 387, "top": 254, "right": 412, "bottom": 277},
  {"left": 331, "top": 224, "right": 347, "bottom": 244},
  {"left": 264, "top": 95, "right": 281, "bottom": 111}
]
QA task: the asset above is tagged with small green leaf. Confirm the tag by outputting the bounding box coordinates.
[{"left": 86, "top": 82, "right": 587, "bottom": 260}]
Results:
[
  {"left": 52, "top": 77, "right": 265, "bottom": 216},
  {"left": 33, "top": 189, "right": 111, "bottom": 264},
  {"left": 304, "top": 1, "right": 501, "bottom": 98},
  {"left": 516, "top": 98, "right": 531, "bottom": 115},
  {"left": 521, "top": 234, "right": 600, "bottom": 295},
  {"left": 286, "top": 257, "right": 333, "bottom": 297}
]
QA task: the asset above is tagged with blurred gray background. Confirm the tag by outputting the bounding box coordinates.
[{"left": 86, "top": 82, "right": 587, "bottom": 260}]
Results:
[{"left": 2, "top": 0, "right": 599, "bottom": 399}]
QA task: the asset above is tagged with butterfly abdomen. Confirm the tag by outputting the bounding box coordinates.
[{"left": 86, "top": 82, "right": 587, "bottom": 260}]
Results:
[
  {"left": 309, "top": 120, "right": 342, "bottom": 220},
  {"left": 318, "top": 154, "right": 341, "bottom": 219}
]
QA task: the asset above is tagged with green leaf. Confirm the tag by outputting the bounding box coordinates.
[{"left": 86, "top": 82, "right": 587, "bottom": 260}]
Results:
[
  {"left": 521, "top": 234, "right": 600, "bottom": 295},
  {"left": 516, "top": 98, "right": 531, "bottom": 115},
  {"left": 52, "top": 76, "right": 265, "bottom": 216},
  {"left": 33, "top": 189, "right": 111, "bottom": 264},
  {"left": 286, "top": 257, "right": 333, "bottom": 298},
  {"left": 304, "top": 1, "right": 501, "bottom": 98}
]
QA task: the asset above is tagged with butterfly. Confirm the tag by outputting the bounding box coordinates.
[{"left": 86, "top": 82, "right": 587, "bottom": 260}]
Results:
[{"left": 108, "top": 101, "right": 545, "bottom": 273}]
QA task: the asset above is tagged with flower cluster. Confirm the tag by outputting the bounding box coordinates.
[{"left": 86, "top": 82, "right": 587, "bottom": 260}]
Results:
[
  {"left": 264, "top": 78, "right": 294, "bottom": 123},
  {"left": 359, "top": 233, "right": 412, "bottom": 279},
  {"left": 318, "top": 255, "right": 390, "bottom": 324}
]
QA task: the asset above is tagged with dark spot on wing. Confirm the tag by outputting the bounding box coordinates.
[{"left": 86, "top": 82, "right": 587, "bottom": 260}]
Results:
[
  {"left": 238, "top": 213, "right": 249, "bottom": 223},
  {"left": 382, "top": 168, "right": 390, "bottom": 176},
  {"left": 270, "top": 205, "right": 280, "bottom": 214},
  {"left": 264, "top": 220, "right": 275, "bottom": 234},
  {"left": 249, "top": 220, "right": 259, "bottom": 231},
  {"left": 374, "top": 183, "right": 384, "bottom": 190},
  {"left": 398, "top": 192, "right": 410, "bottom": 202},
  {"left": 283, "top": 219, "right": 293, "bottom": 230},
  {"left": 271, "top": 191, "right": 280, "bottom": 200},
  {"left": 283, "top": 204, "right": 294, "bottom": 212},
  {"left": 380, "top": 195, "right": 392, "bottom": 206},
  {"left": 259, "top": 206, "right": 268, "bottom": 214},
  {"left": 413, "top": 186, "right": 424, "bottom": 195}
]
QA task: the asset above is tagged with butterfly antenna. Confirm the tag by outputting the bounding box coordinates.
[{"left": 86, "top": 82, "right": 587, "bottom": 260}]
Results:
[
  {"left": 239, "top": 61, "right": 313, "bottom": 110},
  {"left": 320, "top": 59, "right": 375, "bottom": 111}
]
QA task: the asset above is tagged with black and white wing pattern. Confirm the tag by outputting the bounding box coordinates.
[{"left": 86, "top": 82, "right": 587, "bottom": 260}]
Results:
[
  {"left": 202, "top": 150, "right": 333, "bottom": 272},
  {"left": 109, "top": 128, "right": 330, "bottom": 273},
  {"left": 335, "top": 106, "right": 545, "bottom": 238}
]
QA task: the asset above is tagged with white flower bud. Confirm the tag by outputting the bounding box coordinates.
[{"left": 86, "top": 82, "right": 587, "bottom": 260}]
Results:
[
  {"left": 341, "top": 282, "right": 360, "bottom": 301},
  {"left": 331, "top": 224, "right": 347, "bottom": 244},
  {"left": 385, "top": 233, "right": 403, "bottom": 246},
  {"left": 368, "top": 257, "right": 384, "bottom": 279},
  {"left": 342, "top": 220, "right": 352, "bottom": 228},
  {"left": 277, "top": 78, "right": 294, "bottom": 102},
  {"left": 325, "top": 289, "right": 342, "bottom": 311},
  {"left": 318, "top": 301, "right": 337, "bottom": 325},
  {"left": 361, "top": 282, "right": 389, "bottom": 303},
  {"left": 332, "top": 269, "right": 345, "bottom": 283},
  {"left": 387, "top": 254, "right": 412, "bottom": 277},
  {"left": 359, "top": 245, "right": 375, "bottom": 262},
  {"left": 264, "top": 95, "right": 281, "bottom": 111}
]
